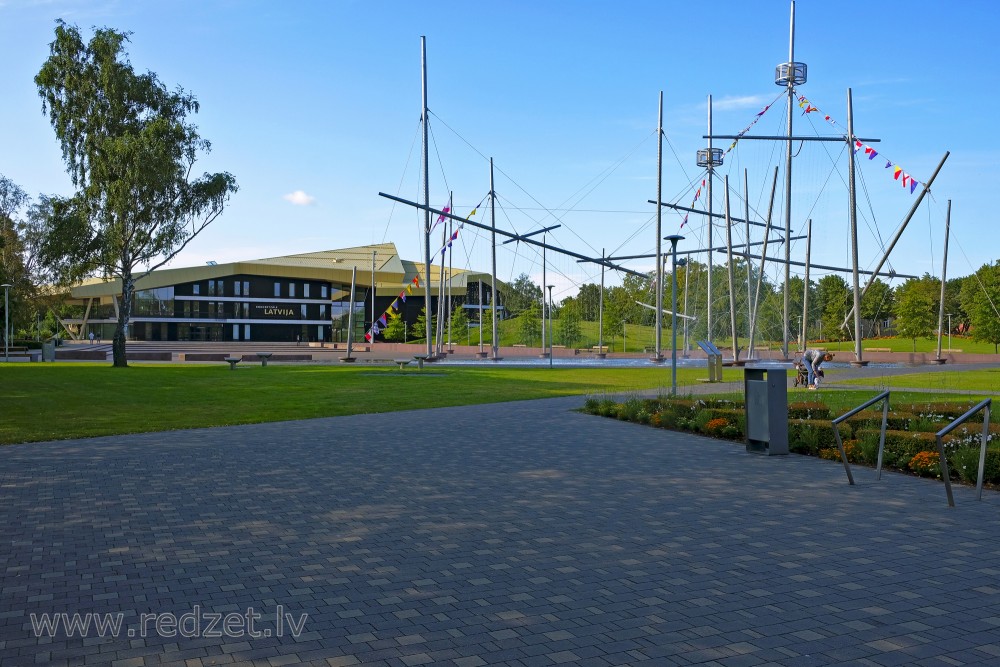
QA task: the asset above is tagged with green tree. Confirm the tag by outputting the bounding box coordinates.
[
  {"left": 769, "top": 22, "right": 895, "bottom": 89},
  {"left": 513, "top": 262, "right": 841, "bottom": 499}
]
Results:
[
  {"left": 575, "top": 283, "right": 601, "bottom": 321},
  {"left": 413, "top": 307, "right": 435, "bottom": 341},
  {"left": 893, "top": 275, "right": 938, "bottom": 351},
  {"left": 816, "top": 275, "right": 850, "bottom": 342},
  {"left": 503, "top": 273, "right": 542, "bottom": 316},
  {"left": 960, "top": 262, "right": 1000, "bottom": 352},
  {"left": 518, "top": 303, "right": 541, "bottom": 345},
  {"left": 35, "top": 22, "right": 237, "bottom": 366},
  {"left": 448, "top": 305, "right": 469, "bottom": 345},
  {"left": 860, "top": 278, "right": 895, "bottom": 337},
  {"left": 556, "top": 303, "right": 581, "bottom": 347},
  {"left": 382, "top": 314, "right": 407, "bottom": 342}
]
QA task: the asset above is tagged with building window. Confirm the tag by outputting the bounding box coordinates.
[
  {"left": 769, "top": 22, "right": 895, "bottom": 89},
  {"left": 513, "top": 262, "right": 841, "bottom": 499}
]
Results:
[
  {"left": 321, "top": 285, "right": 328, "bottom": 299},
  {"left": 274, "top": 282, "right": 281, "bottom": 297},
  {"left": 243, "top": 281, "right": 250, "bottom": 296},
  {"left": 193, "top": 284, "right": 200, "bottom": 296},
  {"left": 319, "top": 304, "right": 327, "bottom": 319},
  {"left": 304, "top": 284, "right": 310, "bottom": 298},
  {"left": 208, "top": 280, "right": 216, "bottom": 296},
  {"left": 217, "top": 281, "right": 223, "bottom": 297},
  {"left": 183, "top": 301, "right": 191, "bottom": 318},
  {"left": 244, "top": 324, "right": 250, "bottom": 340},
  {"left": 301, "top": 304, "right": 307, "bottom": 319},
  {"left": 233, "top": 324, "right": 240, "bottom": 340},
  {"left": 244, "top": 302, "right": 249, "bottom": 318},
  {"left": 289, "top": 283, "right": 296, "bottom": 298},
  {"left": 234, "top": 281, "right": 241, "bottom": 297}
]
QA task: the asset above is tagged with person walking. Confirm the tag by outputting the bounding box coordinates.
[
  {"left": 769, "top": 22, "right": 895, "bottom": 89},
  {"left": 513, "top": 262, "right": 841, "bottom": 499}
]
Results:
[
  {"left": 89, "top": 331, "right": 95, "bottom": 345},
  {"left": 801, "top": 349, "right": 833, "bottom": 389}
]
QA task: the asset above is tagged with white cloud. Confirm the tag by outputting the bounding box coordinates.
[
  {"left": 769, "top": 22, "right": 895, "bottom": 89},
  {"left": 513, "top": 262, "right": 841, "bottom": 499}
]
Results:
[
  {"left": 712, "top": 94, "right": 772, "bottom": 112},
  {"left": 283, "top": 190, "right": 316, "bottom": 206}
]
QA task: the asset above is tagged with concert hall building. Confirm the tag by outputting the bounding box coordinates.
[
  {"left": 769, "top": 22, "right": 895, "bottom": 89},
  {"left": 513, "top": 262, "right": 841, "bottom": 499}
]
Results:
[{"left": 60, "top": 243, "right": 499, "bottom": 343}]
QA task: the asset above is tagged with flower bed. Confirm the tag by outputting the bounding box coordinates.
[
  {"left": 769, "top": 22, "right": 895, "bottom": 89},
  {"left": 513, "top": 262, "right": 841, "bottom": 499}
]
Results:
[{"left": 582, "top": 396, "right": 1000, "bottom": 485}]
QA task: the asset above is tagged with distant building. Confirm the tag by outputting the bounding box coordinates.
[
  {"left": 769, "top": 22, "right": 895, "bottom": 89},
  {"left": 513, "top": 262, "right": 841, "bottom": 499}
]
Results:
[{"left": 59, "top": 243, "right": 501, "bottom": 342}]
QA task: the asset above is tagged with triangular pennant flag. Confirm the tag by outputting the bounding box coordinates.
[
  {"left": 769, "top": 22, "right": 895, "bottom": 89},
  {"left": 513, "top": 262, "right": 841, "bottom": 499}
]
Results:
[
  {"left": 364, "top": 332, "right": 372, "bottom": 342},
  {"left": 391, "top": 299, "right": 400, "bottom": 310},
  {"left": 901, "top": 173, "right": 910, "bottom": 188},
  {"left": 893, "top": 166, "right": 902, "bottom": 180},
  {"left": 400, "top": 293, "right": 407, "bottom": 302},
  {"left": 866, "top": 148, "right": 878, "bottom": 160},
  {"left": 406, "top": 285, "right": 413, "bottom": 295},
  {"left": 378, "top": 314, "right": 387, "bottom": 326},
  {"left": 372, "top": 323, "right": 381, "bottom": 335},
  {"left": 910, "top": 179, "right": 919, "bottom": 194},
  {"left": 412, "top": 276, "right": 420, "bottom": 287},
  {"left": 885, "top": 160, "right": 893, "bottom": 169},
  {"left": 854, "top": 139, "right": 863, "bottom": 153},
  {"left": 467, "top": 208, "right": 477, "bottom": 217}
]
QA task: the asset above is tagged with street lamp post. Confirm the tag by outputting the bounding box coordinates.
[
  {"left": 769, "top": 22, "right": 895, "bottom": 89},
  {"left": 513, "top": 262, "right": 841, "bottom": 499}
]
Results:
[
  {"left": 947, "top": 313, "right": 953, "bottom": 352},
  {"left": 1, "top": 283, "right": 11, "bottom": 363},
  {"left": 547, "top": 285, "right": 554, "bottom": 368},
  {"left": 622, "top": 320, "right": 627, "bottom": 353},
  {"left": 665, "top": 235, "right": 684, "bottom": 395}
]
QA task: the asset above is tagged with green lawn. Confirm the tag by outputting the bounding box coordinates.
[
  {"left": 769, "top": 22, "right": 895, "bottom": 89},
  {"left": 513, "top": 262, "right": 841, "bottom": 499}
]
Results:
[
  {"left": 835, "top": 368, "right": 1000, "bottom": 394},
  {"left": 0, "top": 363, "right": 743, "bottom": 445}
]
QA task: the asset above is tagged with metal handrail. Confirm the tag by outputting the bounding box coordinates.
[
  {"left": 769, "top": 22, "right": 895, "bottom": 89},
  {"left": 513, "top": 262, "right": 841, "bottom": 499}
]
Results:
[
  {"left": 830, "top": 391, "right": 890, "bottom": 485},
  {"left": 936, "top": 398, "right": 992, "bottom": 507}
]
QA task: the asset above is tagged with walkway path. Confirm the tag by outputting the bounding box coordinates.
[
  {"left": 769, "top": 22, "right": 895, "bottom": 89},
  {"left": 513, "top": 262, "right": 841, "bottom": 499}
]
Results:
[{"left": 3, "top": 390, "right": 1000, "bottom": 666}]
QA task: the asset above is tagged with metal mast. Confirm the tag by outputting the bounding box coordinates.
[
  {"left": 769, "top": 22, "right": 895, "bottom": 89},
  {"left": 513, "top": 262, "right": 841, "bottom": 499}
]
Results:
[
  {"left": 846, "top": 88, "right": 864, "bottom": 364},
  {"left": 447, "top": 211, "right": 454, "bottom": 352},
  {"left": 801, "top": 219, "right": 812, "bottom": 351},
  {"left": 598, "top": 249, "right": 606, "bottom": 358},
  {"left": 420, "top": 36, "right": 432, "bottom": 357},
  {"left": 371, "top": 250, "right": 376, "bottom": 347},
  {"left": 655, "top": 91, "right": 664, "bottom": 361},
  {"left": 776, "top": 0, "right": 806, "bottom": 359},
  {"left": 936, "top": 200, "right": 952, "bottom": 362},
  {"left": 490, "top": 158, "right": 499, "bottom": 360},
  {"left": 724, "top": 176, "right": 739, "bottom": 361},
  {"left": 743, "top": 169, "right": 753, "bottom": 357},
  {"left": 541, "top": 235, "right": 547, "bottom": 358}
]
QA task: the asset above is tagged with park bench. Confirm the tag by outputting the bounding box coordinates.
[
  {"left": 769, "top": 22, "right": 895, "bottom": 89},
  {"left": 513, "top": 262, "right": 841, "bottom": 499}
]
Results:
[
  {"left": 224, "top": 356, "right": 241, "bottom": 370},
  {"left": 256, "top": 352, "right": 272, "bottom": 367},
  {"left": 393, "top": 358, "right": 411, "bottom": 370}
]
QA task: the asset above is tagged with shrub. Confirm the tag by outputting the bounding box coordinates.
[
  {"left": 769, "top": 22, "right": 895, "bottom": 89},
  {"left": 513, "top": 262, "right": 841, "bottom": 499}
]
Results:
[
  {"left": 788, "top": 419, "right": 849, "bottom": 456},
  {"left": 703, "top": 417, "right": 730, "bottom": 436},
  {"left": 788, "top": 401, "right": 831, "bottom": 420},
  {"left": 909, "top": 450, "right": 941, "bottom": 478}
]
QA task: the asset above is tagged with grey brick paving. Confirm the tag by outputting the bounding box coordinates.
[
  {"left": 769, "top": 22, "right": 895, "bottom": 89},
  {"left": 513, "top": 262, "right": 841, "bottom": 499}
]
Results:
[{"left": 3, "top": 394, "right": 1000, "bottom": 666}]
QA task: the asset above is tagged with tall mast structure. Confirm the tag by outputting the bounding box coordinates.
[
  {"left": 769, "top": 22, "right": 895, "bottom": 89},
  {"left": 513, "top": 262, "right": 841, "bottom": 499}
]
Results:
[
  {"left": 654, "top": 91, "right": 664, "bottom": 361},
  {"left": 420, "top": 36, "right": 432, "bottom": 357},
  {"left": 696, "top": 95, "right": 722, "bottom": 343},
  {"left": 775, "top": 0, "right": 806, "bottom": 359}
]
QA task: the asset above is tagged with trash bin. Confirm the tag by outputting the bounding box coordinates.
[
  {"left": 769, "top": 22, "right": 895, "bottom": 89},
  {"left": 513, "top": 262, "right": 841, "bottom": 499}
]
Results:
[
  {"left": 42, "top": 341, "right": 55, "bottom": 362},
  {"left": 744, "top": 364, "right": 789, "bottom": 455}
]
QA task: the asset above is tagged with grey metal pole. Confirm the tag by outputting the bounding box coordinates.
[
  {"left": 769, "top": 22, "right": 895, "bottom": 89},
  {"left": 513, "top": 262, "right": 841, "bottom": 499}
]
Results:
[
  {"left": 749, "top": 168, "right": 780, "bottom": 360},
  {"left": 706, "top": 94, "right": 714, "bottom": 344},
  {"left": 371, "top": 250, "right": 376, "bottom": 347},
  {"left": 490, "top": 159, "right": 498, "bottom": 360},
  {"left": 782, "top": 7, "right": 795, "bottom": 360},
  {"left": 724, "top": 177, "right": 739, "bottom": 361},
  {"left": 936, "top": 200, "right": 952, "bottom": 361},
  {"left": 847, "top": 88, "right": 864, "bottom": 364},
  {"left": 346, "top": 268, "right": 356, "bottom": 359},
  {"left": 801, "top": 219, "right": 812, "bottom": 351},
  {"left": 548, "top": 285, "right": 554, "bottom": 368},
  {"left": 448, "top": 212, "right": 453, "bottom": 352},
  {"left": 622, "top": 321, "right": 626, "bottom": 353},
  {"left": 2, "top": 284, "right": 10, "bottom": 363},
  {"left": 744, "top": 169, "right": 752, "bottom": 357},
  {"left": 598, "top": 249, "right": 605, "bottom": 357},
  {"left": 655, "top": 91, "right": 664, "bottom": 360},
  {"left": 541, "top": 234, "right": 547, "bottom": 358},
  {"left": 421, "top": 36, "right": 432, "bottom": 357},
  {"left": 666, "top": 236, "right": 684, "bottom": 395},
  {"left": 478, "top": 280, "right": 484, "bottom": 355}
]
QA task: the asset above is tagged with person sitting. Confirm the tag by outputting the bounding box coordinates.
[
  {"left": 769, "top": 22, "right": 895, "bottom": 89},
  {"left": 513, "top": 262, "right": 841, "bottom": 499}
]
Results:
[{"left": 801, "top": 349, "right": 833, "bottom": 389}]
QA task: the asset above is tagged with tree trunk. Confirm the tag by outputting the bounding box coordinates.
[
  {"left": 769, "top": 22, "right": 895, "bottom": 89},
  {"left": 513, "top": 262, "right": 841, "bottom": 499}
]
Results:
[{"left": 113, "top": 273, "right": 134, "bottom": 367}]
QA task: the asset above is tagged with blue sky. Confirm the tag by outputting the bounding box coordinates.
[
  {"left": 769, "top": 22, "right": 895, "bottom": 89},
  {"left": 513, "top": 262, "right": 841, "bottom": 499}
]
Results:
[{"left": 1, "top": 0, "right": 996, "bottom": 301}]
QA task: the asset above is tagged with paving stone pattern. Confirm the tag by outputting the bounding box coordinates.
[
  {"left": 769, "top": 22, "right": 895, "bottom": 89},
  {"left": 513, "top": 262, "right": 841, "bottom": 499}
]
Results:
[{"left": 3, "top": 396, "right": 1000, "bottom": 666}]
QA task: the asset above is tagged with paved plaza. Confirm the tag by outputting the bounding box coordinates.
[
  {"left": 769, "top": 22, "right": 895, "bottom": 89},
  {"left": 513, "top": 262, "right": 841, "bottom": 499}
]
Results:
[{"left": 3, "top": 394, "right": 1000, "bottom": 666}]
